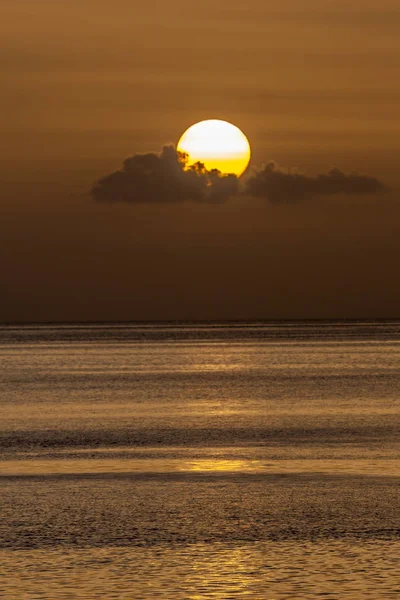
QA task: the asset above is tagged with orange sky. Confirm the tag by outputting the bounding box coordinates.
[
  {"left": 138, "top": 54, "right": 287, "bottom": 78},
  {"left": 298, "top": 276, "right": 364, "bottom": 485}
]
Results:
[{"left": 1, "top": 0, "right": 399, "bottom": 321}]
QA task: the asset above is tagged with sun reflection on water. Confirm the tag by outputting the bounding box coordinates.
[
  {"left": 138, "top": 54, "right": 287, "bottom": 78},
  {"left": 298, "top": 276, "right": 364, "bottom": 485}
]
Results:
[
  {"left": 185, "top": 546, "right": 263, "bottom": 599},
  {"left": 181, "top": 459, "right": 263, "bottom": 473}
]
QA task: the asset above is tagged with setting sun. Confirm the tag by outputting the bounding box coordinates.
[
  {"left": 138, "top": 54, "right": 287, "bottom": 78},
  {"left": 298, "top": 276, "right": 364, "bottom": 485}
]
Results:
[{"left": 177, "top": 119, "right": 251, "bottom": 177}]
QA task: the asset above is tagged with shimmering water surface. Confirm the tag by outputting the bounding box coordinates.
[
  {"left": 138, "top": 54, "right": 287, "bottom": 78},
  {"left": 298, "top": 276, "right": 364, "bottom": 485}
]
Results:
[{"left": 1, "top": 322, "right": 400, "bottom": 598}]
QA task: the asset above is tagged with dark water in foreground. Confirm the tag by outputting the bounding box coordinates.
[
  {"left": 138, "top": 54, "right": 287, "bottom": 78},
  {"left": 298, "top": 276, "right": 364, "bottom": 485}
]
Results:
[{"left": 1, "top": 322, "right": 400, "bottom": 598}]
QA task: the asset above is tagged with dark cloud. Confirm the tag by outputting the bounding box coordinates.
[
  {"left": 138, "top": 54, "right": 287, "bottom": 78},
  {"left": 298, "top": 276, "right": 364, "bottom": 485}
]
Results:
[
  {"left": 92, "top": 146, "right": 388, "bottom": 205},
  {"left": 245, "top": 162, "right": 388, "bottom": 203},
  {"left": 91, "top": 145, "right": 239, "bottom": 204}
]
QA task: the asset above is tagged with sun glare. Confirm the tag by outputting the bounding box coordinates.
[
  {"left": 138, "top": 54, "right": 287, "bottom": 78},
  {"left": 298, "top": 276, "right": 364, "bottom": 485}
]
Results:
[{"left": 177, "top": 119, "right": 251, "bottom": 177}]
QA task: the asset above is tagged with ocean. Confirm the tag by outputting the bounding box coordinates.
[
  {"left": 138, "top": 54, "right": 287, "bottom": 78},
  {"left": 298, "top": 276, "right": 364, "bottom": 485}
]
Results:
[{"left": 1, "top": 322, "right": 400, "bottom": 598}]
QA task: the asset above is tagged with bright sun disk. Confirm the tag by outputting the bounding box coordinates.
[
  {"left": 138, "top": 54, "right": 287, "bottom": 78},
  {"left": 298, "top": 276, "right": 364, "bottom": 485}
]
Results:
[{"left": 177, "top": 119, "right": 251, "bottom": 177}]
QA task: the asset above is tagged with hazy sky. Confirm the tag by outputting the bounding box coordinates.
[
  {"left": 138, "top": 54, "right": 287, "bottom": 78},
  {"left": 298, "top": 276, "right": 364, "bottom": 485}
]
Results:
[{"left": 1, "top": 0, "right": 400, "bottom": 321}]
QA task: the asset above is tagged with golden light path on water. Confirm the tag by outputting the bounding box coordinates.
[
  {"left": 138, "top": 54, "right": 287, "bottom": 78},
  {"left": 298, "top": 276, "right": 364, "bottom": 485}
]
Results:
[
  {"left": 2, "top": 450, "right": 399, "bottom": 477},
  {"left": 4, "top": 542, "right": 398, "bottom": 599}
]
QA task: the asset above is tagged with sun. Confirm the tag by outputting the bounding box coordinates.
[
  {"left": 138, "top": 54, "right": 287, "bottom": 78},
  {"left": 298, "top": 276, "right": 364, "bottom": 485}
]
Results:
[{"left": 177, "top": 119, "right": 251, "bottom": 177}]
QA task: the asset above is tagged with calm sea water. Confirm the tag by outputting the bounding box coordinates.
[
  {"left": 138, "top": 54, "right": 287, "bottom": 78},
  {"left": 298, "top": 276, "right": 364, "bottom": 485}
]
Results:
[{"left": 1, "top": 322, "right": 400, "bottom": 598}]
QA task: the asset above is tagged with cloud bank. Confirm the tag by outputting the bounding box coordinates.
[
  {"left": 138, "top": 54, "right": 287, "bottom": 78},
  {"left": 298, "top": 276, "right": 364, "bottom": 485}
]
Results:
[
  {"left": 245, "top": 162, "right": 388, "bottom": 203},
  {"left": 92, "top": 146, "right": 388, "bottom": 205},
  {"left": 92, "top": 145, "right": 239, "bottom": 204}
]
